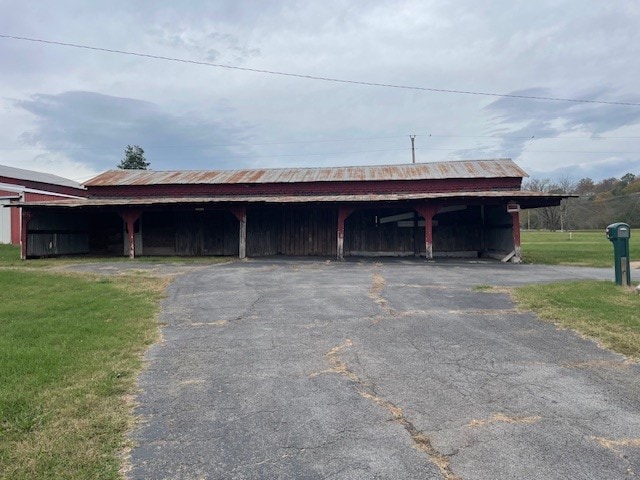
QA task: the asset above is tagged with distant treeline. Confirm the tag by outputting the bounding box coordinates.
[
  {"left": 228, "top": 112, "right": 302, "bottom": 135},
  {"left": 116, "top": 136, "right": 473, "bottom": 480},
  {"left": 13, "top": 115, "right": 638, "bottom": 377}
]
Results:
[{"left": 523, "top": 173, "right": 640, "bottom": 230}]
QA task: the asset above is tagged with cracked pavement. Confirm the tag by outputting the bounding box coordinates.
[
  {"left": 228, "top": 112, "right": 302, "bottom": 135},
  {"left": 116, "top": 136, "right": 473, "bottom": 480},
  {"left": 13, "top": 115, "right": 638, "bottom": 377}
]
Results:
[{"left": 128, "top": 259, "right": 640, "bottom": 479}]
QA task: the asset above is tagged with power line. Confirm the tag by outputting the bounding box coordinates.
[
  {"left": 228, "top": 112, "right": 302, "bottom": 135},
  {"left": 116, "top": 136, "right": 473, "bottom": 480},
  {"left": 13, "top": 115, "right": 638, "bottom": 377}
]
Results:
[
  {"left": 3, "top": 145, "right": 640, "bottom": 155},
  {"left": 1, "top": 131, "right": 639, "bottom": 152},
  {"left": 2, "top": 33, "right": 640, "bottom": 107}
]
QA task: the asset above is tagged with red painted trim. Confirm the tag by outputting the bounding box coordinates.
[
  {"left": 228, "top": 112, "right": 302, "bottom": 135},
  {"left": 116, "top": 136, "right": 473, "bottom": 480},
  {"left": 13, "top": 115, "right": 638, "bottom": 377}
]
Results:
[
  {"left": 228, "top": 206, "right": 247, "bottom": 223},
  {"left": 11, "top": 206, "right": 21, "bottom": 245},
  {"left": 510, "top": 210, "right": 521, "bottom": 247},
  {"left": 337, "top": 206, "right": 356, "bottom": 236},
  {"left": 23, "top": 192, "right": 73, "bottom": 202},
  {"left": 414, "top": 204, "right": 439, "bottom": 260},
  {"left": 118, "top": 210, "right": 142, "bottom": 259},
  {"left": 87, "top": 177, "right": 522, "bottom": 198},
  {"left": 0, "top": 176, "right": 86, "bottom": 197},
  {"left": 0, "top": 189, "right": 19, "bottom": 197},
  {"left": 336, "top": 206, "right": 356, "bottom": 259}
]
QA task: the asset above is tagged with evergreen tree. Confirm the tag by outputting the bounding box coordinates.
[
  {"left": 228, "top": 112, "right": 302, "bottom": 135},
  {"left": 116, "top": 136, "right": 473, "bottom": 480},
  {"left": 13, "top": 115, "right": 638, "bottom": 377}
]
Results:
[{"left": 118, "top": 145, "right": 150, "bottom": 170}]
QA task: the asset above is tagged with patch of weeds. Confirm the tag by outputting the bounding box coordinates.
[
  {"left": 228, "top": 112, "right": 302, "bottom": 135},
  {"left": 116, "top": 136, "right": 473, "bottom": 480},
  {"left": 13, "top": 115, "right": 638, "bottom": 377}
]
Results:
[{"left": 472, "top": 284, "right": 494, "bottom": 292}]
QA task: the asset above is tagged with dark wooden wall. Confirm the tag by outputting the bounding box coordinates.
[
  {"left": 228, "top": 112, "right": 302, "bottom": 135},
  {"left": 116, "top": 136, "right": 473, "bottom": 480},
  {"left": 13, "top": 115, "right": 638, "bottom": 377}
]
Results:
[
  {"left": 143, "top": 210, "right": 238, "bottom": 256},
  {"left": 433, "top": 206, "right": 484, "bottom": 253},
  {"left": 345, "top": 208, "right": 417, "bottom": 255},
  {"left": 28, "top": 202, "right": 516, "bottom": 258},
  {"left": 27, "top": 211, "right": 89, "bottom": 257},
  {"left": 483, "top": 205, "right": 514, "bottom": 253},
  {"left": 344, "top": 205, "right": 486, "bottom": 256},
  {"left": 247, "top": 206, "right": 337, "bottom": 256},
  {"left": 88, "top": 212, "right": 123, "bottom": 255}
]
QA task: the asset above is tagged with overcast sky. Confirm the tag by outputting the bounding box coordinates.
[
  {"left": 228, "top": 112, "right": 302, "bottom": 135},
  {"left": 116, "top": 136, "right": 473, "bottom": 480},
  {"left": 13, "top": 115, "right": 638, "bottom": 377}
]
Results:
[{"left": 1, "top": 0, "right": 640, "bottom": 183}]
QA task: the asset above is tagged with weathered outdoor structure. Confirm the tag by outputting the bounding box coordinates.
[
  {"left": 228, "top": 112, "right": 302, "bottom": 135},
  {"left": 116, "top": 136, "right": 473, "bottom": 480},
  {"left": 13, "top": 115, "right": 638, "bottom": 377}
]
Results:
[
  {"left": 0, "top": 164, "right": 86, "bottom": 245},
  {"left": 14, "top": 159, "right": 567, "bottom": 261}
]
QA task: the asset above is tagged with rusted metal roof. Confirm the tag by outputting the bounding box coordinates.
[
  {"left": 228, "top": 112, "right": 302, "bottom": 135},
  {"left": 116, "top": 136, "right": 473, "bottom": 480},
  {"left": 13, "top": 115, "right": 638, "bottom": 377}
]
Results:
[
  {"left": 17, "top": 190, "right": 568, "bottom": 209},
  {"left": 84, "top": 159, "right": 527, "bottom": 187}
]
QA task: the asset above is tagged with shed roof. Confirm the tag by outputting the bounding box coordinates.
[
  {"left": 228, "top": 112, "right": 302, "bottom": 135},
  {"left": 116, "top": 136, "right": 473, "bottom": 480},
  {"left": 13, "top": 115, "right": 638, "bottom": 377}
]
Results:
[
  {"left": 0, "top": 164, "right": 83, "bottom": 189},
  {"left": 17, "top": 190, "right": 567, "bottom": 209},
  {"left": 84, "top": 159, "right": 527, "bottom": 187}
]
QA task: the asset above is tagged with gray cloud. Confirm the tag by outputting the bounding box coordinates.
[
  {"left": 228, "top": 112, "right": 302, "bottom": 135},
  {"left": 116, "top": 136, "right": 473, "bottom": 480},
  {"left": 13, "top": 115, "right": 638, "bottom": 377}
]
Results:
[
  {"left": 2, "top": 0, "right": 640, "bottom": 182},
  {"left": 482, "top": 87, "right": 640, "bottom": 161},
  {"left": 489, "top": 87, "right": 640, "bottom": 128},
  {"left": 16, "top": 91, "right": 251, "bottom": 171},
  {"left": 527, "top": 158, "right": 640, "bottom": 182}
]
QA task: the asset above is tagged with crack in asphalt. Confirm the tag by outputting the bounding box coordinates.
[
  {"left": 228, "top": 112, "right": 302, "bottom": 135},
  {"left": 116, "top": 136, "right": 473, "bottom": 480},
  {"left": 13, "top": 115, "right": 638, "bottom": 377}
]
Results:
[{"left": 312, "top": 339, "right": 461, "bottom": 480}]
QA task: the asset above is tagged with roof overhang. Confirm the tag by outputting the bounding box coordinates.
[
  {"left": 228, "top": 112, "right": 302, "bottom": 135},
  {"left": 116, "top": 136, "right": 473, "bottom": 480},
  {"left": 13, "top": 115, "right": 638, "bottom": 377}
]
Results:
[{"left": 15, "top": 190, "right": 570, "bottom": 210}]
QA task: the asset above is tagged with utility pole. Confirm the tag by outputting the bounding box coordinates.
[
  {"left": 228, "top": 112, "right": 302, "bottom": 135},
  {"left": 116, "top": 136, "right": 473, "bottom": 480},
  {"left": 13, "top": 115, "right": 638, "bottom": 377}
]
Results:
[{"left": 410, "top": 135, "right": 416, "bottom": 163}]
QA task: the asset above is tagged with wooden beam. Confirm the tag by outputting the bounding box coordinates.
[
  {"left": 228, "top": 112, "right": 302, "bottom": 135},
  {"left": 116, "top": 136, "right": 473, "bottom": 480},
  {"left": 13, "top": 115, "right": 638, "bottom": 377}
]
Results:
[
  {"left": 509, "top": 208, "right": 522, "bottom": 263},
  {"left": 20, "top": 209, "right": 32, "bottom": 260},
  {"left": 414, "top": 204, "right": 439, "bottom": 260},
  {"left": 379, "top": 212, "right": 414, "bottom": 224},
  {"left": 118, "top": 210, "right": 142, "bottom": 259},
  {"left": 229, "top": 206, "right": 247, "bottom": 259},
  {"left": 337, "top": 205, "right": 356, "bottom": 260}
]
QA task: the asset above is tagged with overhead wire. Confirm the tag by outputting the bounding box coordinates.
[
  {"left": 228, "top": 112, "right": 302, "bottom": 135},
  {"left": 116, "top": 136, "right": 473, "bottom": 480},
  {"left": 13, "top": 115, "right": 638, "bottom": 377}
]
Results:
[
  {"left": 1, "top": 34, "right": 639, "bottom": 107},
  {"left": 2, "top": 33, "right": 640, "bottom": 164}
]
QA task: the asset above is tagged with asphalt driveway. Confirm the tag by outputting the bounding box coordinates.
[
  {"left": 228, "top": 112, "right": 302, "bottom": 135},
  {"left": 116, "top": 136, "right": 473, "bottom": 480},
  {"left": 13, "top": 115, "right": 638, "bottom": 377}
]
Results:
[{"left": 128, "top": 259, "right": 640, "bottom": 479}]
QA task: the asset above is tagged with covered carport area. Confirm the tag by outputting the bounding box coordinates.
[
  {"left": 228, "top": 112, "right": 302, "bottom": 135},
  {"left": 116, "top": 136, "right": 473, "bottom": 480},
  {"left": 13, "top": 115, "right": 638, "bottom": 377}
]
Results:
[{"left": 14, "top": 190, "right": 565, "bottom": 262}]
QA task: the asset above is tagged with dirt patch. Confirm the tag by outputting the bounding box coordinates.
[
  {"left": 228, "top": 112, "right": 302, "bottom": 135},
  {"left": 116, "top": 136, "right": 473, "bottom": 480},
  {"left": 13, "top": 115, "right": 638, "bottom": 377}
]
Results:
[
  {"left": 369, "top": 273, "right": 387, "bottom": 307},
  {"left": 466, "top": 413, "right": 541, "bottom": 428},
  {"left": 592, "top": 437, "right": 640, "bottom": 450},
  {"left": 631, "top": 261, "right": 640, "bottom": 270}
]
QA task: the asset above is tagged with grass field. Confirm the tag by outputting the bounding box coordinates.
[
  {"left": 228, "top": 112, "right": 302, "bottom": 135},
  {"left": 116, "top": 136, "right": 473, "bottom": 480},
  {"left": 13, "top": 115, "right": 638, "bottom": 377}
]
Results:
[
  {"left": 521, "top": 230, "right": 639, "bottom": 267},
  {"left": 514, "top": 281, "right": 640, "bottom": 359},
  {"left": 0, "top": 264, "right": 165, "bottom": 478},
  {"left": 0, "top": 244, "right": 233, "bottom": 268}
]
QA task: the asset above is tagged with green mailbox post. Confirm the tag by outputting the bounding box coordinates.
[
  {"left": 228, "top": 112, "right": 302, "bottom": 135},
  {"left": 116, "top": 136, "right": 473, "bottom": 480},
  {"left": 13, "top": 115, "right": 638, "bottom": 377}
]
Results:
[{"left": 606, "top": 222, "right": 631, "bottom": 286}]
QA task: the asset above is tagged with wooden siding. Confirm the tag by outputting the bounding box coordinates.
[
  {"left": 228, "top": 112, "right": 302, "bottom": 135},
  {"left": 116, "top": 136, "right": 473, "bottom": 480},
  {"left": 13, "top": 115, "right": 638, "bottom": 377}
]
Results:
[
  {"left": 145, "top": 211, "right": 238, "bottom": 256},
  {"left": 433, "top": 206, "right": 484, "bottom": 253},
  {"left": 344, "top": 206, "right": 487, "bottom": 256},
  {"left": 23, "top": 201, "right": 518, "bottom": 259},
  {"left": 345, "top": 208, "right": 418, "bottom": 255},
  {"left": 88, "top": 212, "right": 123, "bottom": 255},
  {"left": 483, "top": 205, "right": 515, "bottom": 254},
  {"left": 247, "top": 205, "right": 337, "bottom": 256},
  {"left": 27, "top": 211, "right": 89, "bottom": 256}
]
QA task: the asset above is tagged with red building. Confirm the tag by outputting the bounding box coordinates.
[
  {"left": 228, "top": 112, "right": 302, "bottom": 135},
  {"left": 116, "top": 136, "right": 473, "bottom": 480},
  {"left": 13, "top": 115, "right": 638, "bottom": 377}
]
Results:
[
  {"left": 0, "top": 164, "right": 86, "bottom": 245},
  {"left": 16, "top": 159, "right": 566, "bottom": 261}
]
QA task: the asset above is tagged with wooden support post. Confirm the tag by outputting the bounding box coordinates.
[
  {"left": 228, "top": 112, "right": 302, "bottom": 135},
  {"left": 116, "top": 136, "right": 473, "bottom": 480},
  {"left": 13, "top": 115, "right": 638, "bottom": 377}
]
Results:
[
  {"left": 20, "top": 209, "right": 32, "bottom": 260},
  {"left": 414, "top": 204, "right": 439, "bottom": 261},
  {"left": 229, "top": 206, "right": 247, "bottom": 259},
  {"left": 118, "top": 210, "right": 142, "bottom": 259},
  {"left": 509, "top": 209, "right": 522, "bottom": 263},
  {"left": 337, "top": 205, "right": 356, "bottom": 260}
]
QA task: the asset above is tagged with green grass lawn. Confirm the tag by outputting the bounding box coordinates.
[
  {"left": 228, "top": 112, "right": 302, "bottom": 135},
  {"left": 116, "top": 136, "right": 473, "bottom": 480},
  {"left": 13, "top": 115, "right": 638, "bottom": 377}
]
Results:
[
  {"left": 0, "top": 244, "right": 233, "bottom": 267},
  {"left": 0, "top": 270, "right": 165, "bottom": 479},
  {"left": 514, "top": 281, "right": 640, "bottom": 359},
  {"left": 521, "top": 230, "right": 639, "bottom": 267}
]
